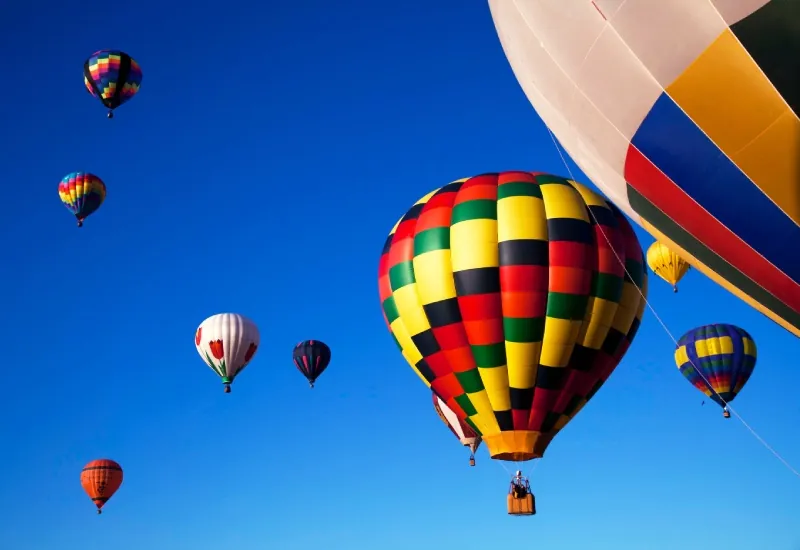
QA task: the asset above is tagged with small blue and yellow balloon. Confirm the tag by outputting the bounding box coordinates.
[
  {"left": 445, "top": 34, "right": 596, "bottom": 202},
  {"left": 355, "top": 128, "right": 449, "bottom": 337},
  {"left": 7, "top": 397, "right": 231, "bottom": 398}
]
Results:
[
  {"left": 58, "top": 172, "right": 106, "bottom": 227},
  {"left": 675, "top": 324, "right": 757, "bottom": 418},
  {"left": 83, "top": 50, "right": 143, "bottom": 119}
]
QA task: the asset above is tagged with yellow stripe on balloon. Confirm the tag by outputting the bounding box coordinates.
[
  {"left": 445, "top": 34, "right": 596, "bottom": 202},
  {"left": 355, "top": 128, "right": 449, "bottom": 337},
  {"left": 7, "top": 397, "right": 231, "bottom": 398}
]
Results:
[
  {"left": 504, "top": 341, "right": 541, "bottom": 390},
  {"left": 539, "top": 184, "right": 590, "bottom": 221},
  {"left": 497, "top": 195, "right": 547, "bottom": 240},
  {"left": 675, "top": 346, "right": 689, "bottom": 367},
  {"left": 667, "top": 29, "right": 800, "bottom": 225},
  {"left": 392, "top": 284, "right": 430, "bottom": 337},
  {"left": 450, "top": 219, "right": 498, "bottom": 271},
  {"left": 413, "top": 249, "right": 457, "bottom": 304}
]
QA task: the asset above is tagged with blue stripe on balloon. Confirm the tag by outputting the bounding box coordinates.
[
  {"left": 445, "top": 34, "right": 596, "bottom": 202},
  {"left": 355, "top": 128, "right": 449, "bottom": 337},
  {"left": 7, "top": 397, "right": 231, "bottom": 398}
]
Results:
[
  {"left": 726, "top": 324, "right": 744, "bottom": 399},
  {"left": 630, "top": 93, "right": 800, "bottom": 284}
]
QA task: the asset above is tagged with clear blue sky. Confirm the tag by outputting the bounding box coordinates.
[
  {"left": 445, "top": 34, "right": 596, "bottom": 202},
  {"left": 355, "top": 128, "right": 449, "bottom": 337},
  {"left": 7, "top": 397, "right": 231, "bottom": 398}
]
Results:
[{"left": 2, "top": 1, "right": 799, "bottom": 549}]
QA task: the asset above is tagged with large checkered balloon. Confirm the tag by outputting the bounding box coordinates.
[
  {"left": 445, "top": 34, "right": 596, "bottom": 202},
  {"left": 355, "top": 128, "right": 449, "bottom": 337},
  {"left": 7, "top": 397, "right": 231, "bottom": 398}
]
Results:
[{"left": 378, "top": 172, "right": 648, "bottom": 461}]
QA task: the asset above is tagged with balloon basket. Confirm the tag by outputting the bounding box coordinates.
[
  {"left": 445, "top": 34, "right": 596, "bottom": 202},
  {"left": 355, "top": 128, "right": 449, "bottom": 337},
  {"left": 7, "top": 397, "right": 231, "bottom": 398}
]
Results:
[{"left": 507, "top": 494, "right": 535, "bottom": 516}]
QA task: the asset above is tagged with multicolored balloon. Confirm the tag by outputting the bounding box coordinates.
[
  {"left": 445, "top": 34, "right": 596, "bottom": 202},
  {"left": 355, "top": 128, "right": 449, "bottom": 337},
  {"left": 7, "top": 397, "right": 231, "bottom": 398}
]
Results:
[
  {"left": 647, "top": 241, "right": 690, "bottom": 292},
  {"left": 433, "top": 392, "right": 482, "bottom": 466},
  {"left": 58, "top": 172, "right": 106, "bottom": 227},
  {"left": 675, "top": 323, "right": 757, "bottom": 418},
  {"left": 80, "top": 459, "right": 123, "bottom": 514},
  {"left": 292, "top": 340, "right": 331, "bottom": 388},
  {"left": 489, "top": 1, "right": 800, "bottom": 338},
  {"left": 378, "top": 172, "right": 647, "bottom": 463},
  {"left": 195, "top": 313, "right": 260, "bottom": 393},
  {"left": 83, "top": 50, "right": 143, "bottom": 118}
]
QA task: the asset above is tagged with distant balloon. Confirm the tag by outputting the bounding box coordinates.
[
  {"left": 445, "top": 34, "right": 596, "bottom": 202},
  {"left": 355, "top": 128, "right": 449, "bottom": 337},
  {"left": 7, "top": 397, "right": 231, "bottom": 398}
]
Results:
[
  {"left": 58, "top": 172, "right": 106, "bottom": 227},
  {"left": 195, "top": 313, "right": 260, "bottom": 393},
  {"left": 292, "top": 340, "right": 331, "bottom": 388},
  {"left": 433, "top": 392, "right": 482, "bottom": 466},
  {"left": 80, "top": 459, "right": 123, "bottom": 514},
  {"left": 647, "top": 241, "right": 690, "bottom": 292},
  {"left": 83, "top": 50, "right": 143, "bottom": 118},
  {"left": 675, "top": 323, "right": 757, "bottom": 418}
]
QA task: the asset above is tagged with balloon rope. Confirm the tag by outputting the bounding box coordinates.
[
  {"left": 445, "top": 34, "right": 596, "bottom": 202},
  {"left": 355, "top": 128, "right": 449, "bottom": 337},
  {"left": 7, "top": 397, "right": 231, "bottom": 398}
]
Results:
[{"left": 544, "top": 125, "right": 800, "bottom": 480}]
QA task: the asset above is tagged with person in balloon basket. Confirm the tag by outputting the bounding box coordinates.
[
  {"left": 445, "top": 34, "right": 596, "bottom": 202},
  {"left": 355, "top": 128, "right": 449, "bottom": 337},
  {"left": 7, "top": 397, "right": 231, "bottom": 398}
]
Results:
[
  {"left": 510, "top": 471, "right": 530, "bottom": 499},
  {"left": 507, "top": 470, "right": 536, "bottom": 515}
]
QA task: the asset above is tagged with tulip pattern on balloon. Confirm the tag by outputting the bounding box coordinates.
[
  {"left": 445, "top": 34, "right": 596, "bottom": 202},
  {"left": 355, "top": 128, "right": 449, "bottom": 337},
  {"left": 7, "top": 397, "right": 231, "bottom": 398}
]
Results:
[{"left": 195, "top": 313, "right": 260, "bottom": 393}]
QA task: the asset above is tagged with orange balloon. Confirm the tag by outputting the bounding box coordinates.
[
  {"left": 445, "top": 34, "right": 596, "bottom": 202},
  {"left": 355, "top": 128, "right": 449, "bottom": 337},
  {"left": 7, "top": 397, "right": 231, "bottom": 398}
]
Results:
[{"left": 80, "top": 459, "right": 123, "bottom": 514}]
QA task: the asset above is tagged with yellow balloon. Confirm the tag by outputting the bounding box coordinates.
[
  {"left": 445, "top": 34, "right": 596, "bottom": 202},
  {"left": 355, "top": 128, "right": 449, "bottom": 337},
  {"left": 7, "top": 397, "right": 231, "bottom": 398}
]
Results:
[{"left": 646, "top": 242, "right": 690, "bottom": 293}]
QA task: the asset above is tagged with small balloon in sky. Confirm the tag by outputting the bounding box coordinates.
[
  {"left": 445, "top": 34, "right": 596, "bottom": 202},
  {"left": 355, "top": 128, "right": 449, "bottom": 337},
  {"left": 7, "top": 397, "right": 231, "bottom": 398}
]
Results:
[
  {"left": 83, "top": 50, "right": 143, "bottom": 119},
  {"left": 58, "top": 172, "right": 106, "bottom": 228},
  {"left": 80, "top": 459, "right": 123, "bottom": 514},
  {"left": 195, "top": 313, "right": 260, "bottom": 393},
  {"left": 292, "top": 340, "right": 331, "bottom": 388}
]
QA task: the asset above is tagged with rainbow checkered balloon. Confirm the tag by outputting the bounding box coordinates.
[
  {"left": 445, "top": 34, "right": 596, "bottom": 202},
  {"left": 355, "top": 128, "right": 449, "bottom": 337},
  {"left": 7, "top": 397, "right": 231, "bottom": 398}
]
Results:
[{"left": 83, "top": 50, "right": 142, "bottom": 118}]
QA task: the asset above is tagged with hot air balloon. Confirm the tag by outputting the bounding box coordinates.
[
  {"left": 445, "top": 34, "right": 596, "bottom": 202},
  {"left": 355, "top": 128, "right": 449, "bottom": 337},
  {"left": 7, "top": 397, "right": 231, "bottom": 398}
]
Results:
[
  {"left": 195, "top": 313, "right": 260, "bottom": 393},
  {"left": 58, "top": 172, "right": 106, "bottom": 227},
  {"left": 83, "top": 50, "right": 143, "bottom": 118},
  {"left": 378, "top": 172, "right": 647, "bottom": 512},
  {"left": 433, "top": 392, "right": 482, "bottom": 466},
  {"left": 675, "top": 323, "right": 757, "bottom": 419},
  {"left": 647, "top": 241, "right": 690, "bottom": 292},
  {"left": 80, "top": 459, "right": 123, "bottom": 514},
  {"left": 489, "top": 1, "right": 800, "bottom": 338},
  {"left": 292, "top": 340, "right": 331, "bottom": 388}
]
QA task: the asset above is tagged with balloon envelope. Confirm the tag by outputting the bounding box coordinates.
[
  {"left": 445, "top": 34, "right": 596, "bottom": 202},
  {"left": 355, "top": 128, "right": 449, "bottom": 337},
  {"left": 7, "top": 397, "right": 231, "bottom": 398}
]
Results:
[
  {"left": 83, "top": 50, "right": 143, "bottom": 116},
  {"left": 378, "top": 172, "right": 647, "bottom": 461},
  {"left": 80, "top": 459, "right": 123, "bottom": 513},
  {"left": 433, "top": 392, "right": 481, "bottom": 453},
  {"left": 58, "top": 172, "right": 106, "bottom": 226},
  {"left": 195, "top": 313, "right": 260, "bottom": 392},
  {"left": 292, "top": 340, "right": 331, "bottom": 387},
  {"left": 489, "top": 0, "right": 800, "bottom": 337},
  {"left": 646, "top": 241, "right": 690, "bottom": 291},
  {"left": 675, "top": 323, "right": 757, "bottom": 408}
]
